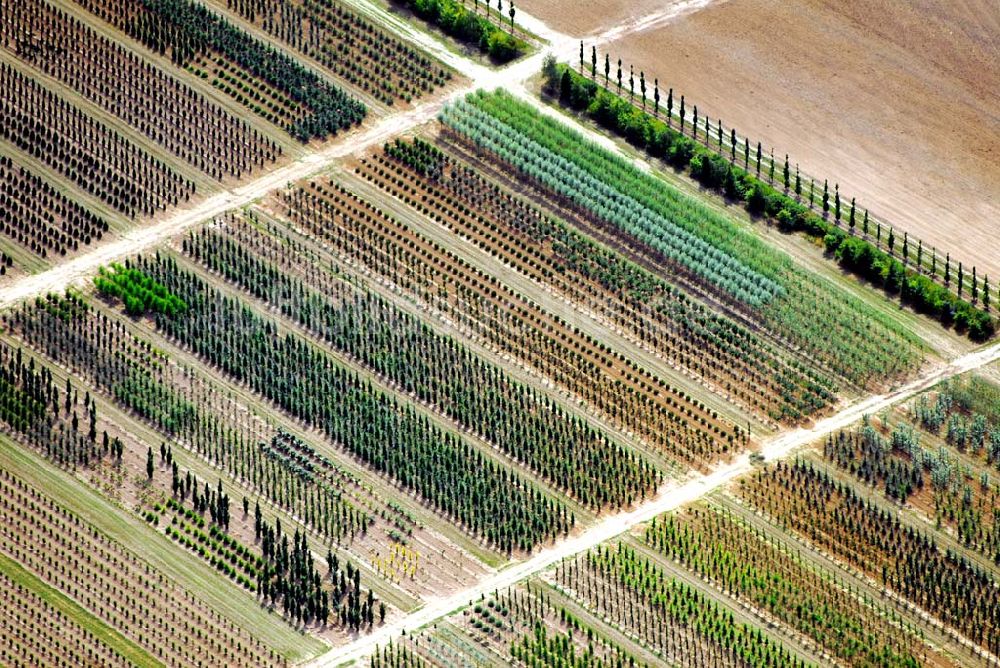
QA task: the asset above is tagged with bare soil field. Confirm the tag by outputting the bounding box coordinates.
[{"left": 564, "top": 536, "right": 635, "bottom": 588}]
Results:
[{"left": 597, "top": 0, "right": 1000, "bottom": 280}]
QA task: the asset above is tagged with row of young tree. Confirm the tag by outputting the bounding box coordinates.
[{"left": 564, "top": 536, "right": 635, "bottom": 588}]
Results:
[
  {"left": 74, "top": 0, "right": 365, "bottom": 140},
  {"left": 441, "top": 96, "right": 785, "bottom": 308},
  {"left": 184, "top": 224, "right": 658, "bottom": 510},
  {"left": 0, "top": 340, "right": 107, "bottom": 468},
  {"left": 9, "top": 291, "right": 368, "bottom": 544},
  {"left": 0, "top": 467, "right": 284, "bottom": 666},
  {"left": 0, "top": 156, "right": 108, "bottom": 259},
  {"left": 443, "top": 89, "right": 924, "bottom": 385},
  {"left": 4, "top": 0, "right": 279, "bottom": 180},
  {"left": 556, "top": 543, "right": 811, "bottom": 667},
  {"left": 227, "top": 0, "right": 451, "bottom": 106},
  {"left": 118, "top": 254, "right": 572, "bottom": 552},
  {"left": 743, "top": 460, "right": 1000, "bottom": 656},
  {"left": 378, "top": 138, "right": 831, "bottom": 424},
  {"left": 0, "top": 62, "right": 193, "bottom": 219},
  {"left": 648, "top": 506, "right": 930, "bottom": 667},
  {"left": 823, "top": 418, "right": 1000, "bottom": 562}
]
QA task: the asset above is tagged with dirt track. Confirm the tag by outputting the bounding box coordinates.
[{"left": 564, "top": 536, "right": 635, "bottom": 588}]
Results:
[
  {"left": 600, "top": 0, "right": 1000, "bottom": 279},
  {"left": 311, "top": 337, "right": 1000, "bottom": 668}
]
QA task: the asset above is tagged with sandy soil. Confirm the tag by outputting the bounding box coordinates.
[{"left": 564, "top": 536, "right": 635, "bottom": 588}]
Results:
[
  {"left": 598, "top": 0, "right": 1000, "bottom": 279},
  {"left": 515, "top": 0, "right": 687, "bottom": 37}
]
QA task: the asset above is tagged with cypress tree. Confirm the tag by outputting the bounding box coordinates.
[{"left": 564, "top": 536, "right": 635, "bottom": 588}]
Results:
[
  {"left": 590, "top": 46, "right": 596, "bottom": 78},
  {"left": 783, "top": 154, "right": 790, "bottom": 190},
  {"left": 822, "top": 180, "right": 829, "bottom": 214},
  {"left": 849, "top": 197, "right": 856, "bottom": 232}
]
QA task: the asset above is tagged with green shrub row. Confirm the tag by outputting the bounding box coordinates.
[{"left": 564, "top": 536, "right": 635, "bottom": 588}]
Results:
[
  {"left": 111, "top": 0, "right": 366, "bottom": 140},
  {"left": 94, "top": 262, "right": 187, "bottom": 318},
  {"left": 545, "top": 63, "right": 995, "bottom": 341},
  {"left": 402, "top": 0, "right": 526, "bottom": 63}
]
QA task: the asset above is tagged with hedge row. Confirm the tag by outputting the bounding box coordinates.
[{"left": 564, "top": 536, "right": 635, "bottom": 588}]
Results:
[
  {"left": 544, "top": 63, "right": 995, "bottom": 341},
  {"left": 402, "top": 0, "right": 526, "bottom": 63}
]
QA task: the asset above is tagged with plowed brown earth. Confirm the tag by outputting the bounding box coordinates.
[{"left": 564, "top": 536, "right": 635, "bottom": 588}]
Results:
[{"left": 540, "top": 0, "right": 1000, "bottom": 279}]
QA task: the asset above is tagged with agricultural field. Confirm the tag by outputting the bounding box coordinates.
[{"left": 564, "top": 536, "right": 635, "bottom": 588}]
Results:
[
  {"left": 0, "top": 0, "right": 997, "bottom": 667},
  {"left": 219, "top": 0, "right": 455, "bottom": 106},
  {"left": 378, "top": 374, "right": 1000, "bottom": 668},
  {"left": 593, "top": 0, "right": 1000, "bottom": 281},
  {"left": 0, "top": 0, "right": 460, "bottom": 283},
  {"left": 438, "top": 90, "right": 930, "bottom": 387}
]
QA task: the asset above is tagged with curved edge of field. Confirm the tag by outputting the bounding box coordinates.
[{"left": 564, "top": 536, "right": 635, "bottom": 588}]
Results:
[
  {"left": 0, "top": 551, "right": 161, "bottom": 667},
  {"left": 0, "top": 434, "right": 326, "bottom": 663}
]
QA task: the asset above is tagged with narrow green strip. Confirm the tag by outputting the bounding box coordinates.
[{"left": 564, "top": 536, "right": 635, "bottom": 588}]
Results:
[{"left": 0, "top": 551, "right": 162, "bottom": 667}]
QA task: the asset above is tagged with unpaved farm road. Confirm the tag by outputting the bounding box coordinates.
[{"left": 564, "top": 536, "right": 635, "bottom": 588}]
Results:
[
  {"left": 311, "top": 338, "right": 1000, "bottom": 668},
  {"left": 0, "top": 99, "right": 454, "bottom": 310}
]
